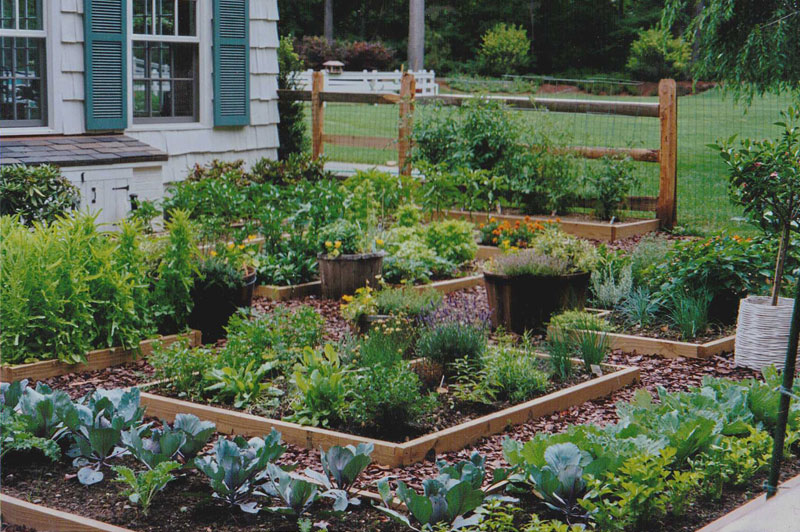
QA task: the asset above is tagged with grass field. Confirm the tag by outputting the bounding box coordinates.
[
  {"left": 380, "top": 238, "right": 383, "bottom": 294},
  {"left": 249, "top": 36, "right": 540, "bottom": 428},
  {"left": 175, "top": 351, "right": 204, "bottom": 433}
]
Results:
[{"left": 305, "top": 87, "right": 796, "bottom": 234}]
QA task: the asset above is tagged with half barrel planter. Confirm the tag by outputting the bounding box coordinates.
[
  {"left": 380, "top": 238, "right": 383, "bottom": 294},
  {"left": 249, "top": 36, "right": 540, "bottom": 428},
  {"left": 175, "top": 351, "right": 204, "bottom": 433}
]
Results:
[
  {"left": 318, "top": 252, "right": 386, "bottom": 300},
  {"left": 484, "top": 271, "right": 591, "bottom": 334}
]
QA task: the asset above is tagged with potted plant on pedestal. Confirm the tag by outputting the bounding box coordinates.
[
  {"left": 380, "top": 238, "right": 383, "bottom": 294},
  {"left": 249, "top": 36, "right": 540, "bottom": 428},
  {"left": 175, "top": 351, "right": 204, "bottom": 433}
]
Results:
[
  {"left": 717, "top": 106, "right": 800, "bottom": 370},
  {"left": 317, "top": 219, "right": 385, "bottom": 300},
  {"left": 483, "top": 228, "right": 598, "bottom": 334}
]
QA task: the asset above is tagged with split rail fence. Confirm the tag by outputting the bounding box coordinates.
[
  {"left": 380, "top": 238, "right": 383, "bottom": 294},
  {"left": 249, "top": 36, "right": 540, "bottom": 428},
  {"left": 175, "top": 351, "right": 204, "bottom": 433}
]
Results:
[{"left": 278, "top": 72, "right": 678, "bottom": 228}]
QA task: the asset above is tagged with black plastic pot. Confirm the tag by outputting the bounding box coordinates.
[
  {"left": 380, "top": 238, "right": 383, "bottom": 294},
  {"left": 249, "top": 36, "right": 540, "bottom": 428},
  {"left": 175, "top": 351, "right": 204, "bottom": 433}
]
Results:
[
  {"left": 188, "top": 266, "right": 257, "bottom": 344},
  {"left": 483, "top": 271, "right": 591, "bottom": 334}
]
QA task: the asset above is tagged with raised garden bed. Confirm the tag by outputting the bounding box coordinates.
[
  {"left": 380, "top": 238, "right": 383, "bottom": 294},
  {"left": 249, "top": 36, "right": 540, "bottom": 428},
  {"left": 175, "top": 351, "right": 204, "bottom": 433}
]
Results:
[
  {"left": 138, "top": 357, "right": 639, "bottom": 467},
  {"left": 0, "top": 330, "right": 202, "bottom": 383},
  {"left": 254, "top": 274, "right": 485, "bottom": 301},
  {"left": 549, "top": 315, "right": 735, "bottom": 359},
  {"left": 443, "top": 209, "right": 659, "bottom": 242}
]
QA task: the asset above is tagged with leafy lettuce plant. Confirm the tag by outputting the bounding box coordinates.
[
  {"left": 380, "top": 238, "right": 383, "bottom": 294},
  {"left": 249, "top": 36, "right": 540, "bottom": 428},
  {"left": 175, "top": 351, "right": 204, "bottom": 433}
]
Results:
[
  {"left": 286, "top": 345, "right": 350, "bottom": 427},
  {"left": 194, "top": 430, "right": 285, "bottom": 513},
  {"left": 204, "top": 359, "right": 280, "bottom": 409},
  {"left": 60, "top": 388, "right": 145, "bottom": 485},
  {"left": 112, "top": 461, "right": 181, "bottom": 515}
]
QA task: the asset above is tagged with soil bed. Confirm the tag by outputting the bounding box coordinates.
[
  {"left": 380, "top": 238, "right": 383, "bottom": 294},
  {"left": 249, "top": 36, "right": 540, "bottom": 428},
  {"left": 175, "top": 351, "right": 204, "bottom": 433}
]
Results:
[
  {"left": 0, "top": 456, "right": 406, "bottom": 532},
  {"left": 146, "top": 356, "right": 594, "bottom": 443},
  {"left": 606, "top": 310, "right": 736, "bottom": 344}
]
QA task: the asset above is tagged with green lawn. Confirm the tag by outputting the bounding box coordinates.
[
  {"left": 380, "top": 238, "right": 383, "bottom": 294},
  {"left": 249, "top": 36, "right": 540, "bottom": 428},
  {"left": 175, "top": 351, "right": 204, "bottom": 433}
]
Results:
[{"left": 305, "top": 88, "right": 795, "bottom": 233}]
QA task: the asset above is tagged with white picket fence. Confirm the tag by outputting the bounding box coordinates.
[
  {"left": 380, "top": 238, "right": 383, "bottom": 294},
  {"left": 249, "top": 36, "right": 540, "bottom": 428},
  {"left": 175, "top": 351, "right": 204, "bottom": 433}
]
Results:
[{"left": 293, "top": 69, "right": 439, "bottom": 95}]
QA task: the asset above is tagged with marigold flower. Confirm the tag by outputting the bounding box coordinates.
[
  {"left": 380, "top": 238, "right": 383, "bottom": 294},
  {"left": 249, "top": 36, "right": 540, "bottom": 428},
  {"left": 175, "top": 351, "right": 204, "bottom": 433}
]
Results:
[
  {"left": 210, "top": 250, "right": 217, "bottom": 257},
  {"left": 334, "top": 240, "right": 342, "bottom": 248},
  {"left": 325, "top": 241, "right": 333, "bottom": 248}
]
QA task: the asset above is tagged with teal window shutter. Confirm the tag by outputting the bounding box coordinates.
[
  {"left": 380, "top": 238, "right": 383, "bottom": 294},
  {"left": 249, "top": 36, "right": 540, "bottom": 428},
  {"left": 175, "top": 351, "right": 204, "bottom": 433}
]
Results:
[
  {"left": 213, "top": 0, "right": 250, "bottom": 127},
  {"left": 83, "top": 0, "right": 127, "bottom": 131}
]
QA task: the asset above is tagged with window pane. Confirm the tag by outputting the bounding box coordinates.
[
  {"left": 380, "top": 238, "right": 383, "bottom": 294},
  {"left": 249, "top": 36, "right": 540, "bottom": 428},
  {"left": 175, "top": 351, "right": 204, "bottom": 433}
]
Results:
[
  {"left": 1, "top": 79, "right": 13, "bottom": 119},
  {"left": 133, "top": 0, "right": 151, "bottom": 35},
  {"left": 156, "top": 0, "right": 175, "bottom": 36},
  {"left": 133, "top": 80, "right": 148, "bottom": 117},
  {"left": 174, "top": 80, "right": 193, "bottom": 116},
  {"left": 0, "top": 36, "right": 45, "bottom": 126},
  {"left": 20, "top": 0, "right": 41, "bottom": 30},
  {"left": 149, "top": 42, "right": 166, "bottom": 79},
  {"left": 156, "top": 80, "right": 171, "bottom": 116},
  {"left": 177, "top": 0, "right": 196, "bottom": 36},
  {"left": 174, "top": 43, "right": 194, "bottom": 79},
  {"left": 1, "top": 0, "right": 15, "bottom": 29},
  {"left": 133, "top": 42, "right": 146, "bottom": 78}
]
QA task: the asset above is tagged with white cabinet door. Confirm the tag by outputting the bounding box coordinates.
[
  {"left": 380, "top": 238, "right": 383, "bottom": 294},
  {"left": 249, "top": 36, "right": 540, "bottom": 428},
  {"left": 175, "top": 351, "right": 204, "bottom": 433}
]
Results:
[{"left": 79, "top": 179, "right": 132, "bottom": 225}]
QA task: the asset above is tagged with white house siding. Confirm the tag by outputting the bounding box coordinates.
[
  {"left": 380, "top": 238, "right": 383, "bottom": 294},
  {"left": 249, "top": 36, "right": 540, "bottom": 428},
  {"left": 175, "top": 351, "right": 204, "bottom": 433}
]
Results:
[
  {"left": 125, "top": 0, "right": 281, "bottom": 183},
  {"left": 42, "top": 0, "right": 279, "bottom": 189}
]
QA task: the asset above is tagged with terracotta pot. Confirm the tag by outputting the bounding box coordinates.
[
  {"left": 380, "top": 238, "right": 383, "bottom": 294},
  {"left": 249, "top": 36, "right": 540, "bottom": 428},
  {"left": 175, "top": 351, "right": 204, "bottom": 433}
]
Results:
[
  {"left": 318, "top": 252, "right": 385, "bottom": 300},
  {"left": 483, "top": 271, "right": 591, "bottom": 334}
]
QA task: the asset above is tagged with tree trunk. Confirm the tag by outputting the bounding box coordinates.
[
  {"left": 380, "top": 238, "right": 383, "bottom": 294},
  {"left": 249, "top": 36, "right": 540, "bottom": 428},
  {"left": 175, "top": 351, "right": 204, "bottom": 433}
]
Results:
[
  {"left": 408, "top": 0, "right": 425, "bottom": 71},
  {"left": 691, "top": 0, "right": 706, "bottom": 63},
  {"left": 772, "top": 225, "right": 791, "bottom": 306},
  {"left": 324, "top": 0, "right": 334, "bottom": 44}
]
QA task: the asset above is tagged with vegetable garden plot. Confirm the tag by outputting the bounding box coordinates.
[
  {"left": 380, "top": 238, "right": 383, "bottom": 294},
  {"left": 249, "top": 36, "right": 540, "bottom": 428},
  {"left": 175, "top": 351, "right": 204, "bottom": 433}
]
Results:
[{"left": 137, "top": 357, "right": 639, "bottom": 468}]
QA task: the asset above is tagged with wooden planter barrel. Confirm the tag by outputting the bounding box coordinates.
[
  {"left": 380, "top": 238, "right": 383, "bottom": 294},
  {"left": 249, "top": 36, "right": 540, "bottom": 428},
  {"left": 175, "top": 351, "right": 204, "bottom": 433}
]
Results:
[
  {"left": 484, "top": 271, "right": 591, "bottom": 334},
  {"left": 318, "top": 252, "right": 385, "bottom": 299}
]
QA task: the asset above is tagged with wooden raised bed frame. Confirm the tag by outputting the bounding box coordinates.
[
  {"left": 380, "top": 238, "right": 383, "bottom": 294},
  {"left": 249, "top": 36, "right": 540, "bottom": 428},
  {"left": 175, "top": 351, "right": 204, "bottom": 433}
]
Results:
[
  {"left": 0, "top": 330, "right": 202, "bottom": 383},
  {"left": 0, "top": 494, "right": 134, "bottom": 532},
  {"left": 443, "top": 209, "right": 660, "bottom": 242},
  {"left": 253, "top": 274, "right": 485, "bottom": 301},
  {"left": 138, "top": 357, "right": 639, "bottom": 468},
  {"left": 548, "top": 325, "right": 735, "bottom": 360}
]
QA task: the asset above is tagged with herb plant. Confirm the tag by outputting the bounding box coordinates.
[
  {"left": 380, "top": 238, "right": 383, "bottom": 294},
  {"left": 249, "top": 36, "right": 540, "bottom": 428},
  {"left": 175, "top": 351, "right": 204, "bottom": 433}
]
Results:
[{"left": 112, "top": 461, "right": 181, "bottom": 515}]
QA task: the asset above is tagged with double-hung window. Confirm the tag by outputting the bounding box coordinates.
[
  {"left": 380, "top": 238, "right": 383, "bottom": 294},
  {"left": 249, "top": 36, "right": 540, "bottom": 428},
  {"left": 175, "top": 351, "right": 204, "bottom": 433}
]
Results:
[
  {"left": 132, "top": 0, "right": 198, "bottom": 123},
  {"left": 0, "top": 0, "right": 45, "bottom": 127}
]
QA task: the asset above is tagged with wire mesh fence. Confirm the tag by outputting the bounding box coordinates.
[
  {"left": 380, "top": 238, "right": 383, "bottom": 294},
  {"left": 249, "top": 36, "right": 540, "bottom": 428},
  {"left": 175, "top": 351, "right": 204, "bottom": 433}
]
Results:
[{"left": 296, "top": 77, "right": 796, "bottom": 234}]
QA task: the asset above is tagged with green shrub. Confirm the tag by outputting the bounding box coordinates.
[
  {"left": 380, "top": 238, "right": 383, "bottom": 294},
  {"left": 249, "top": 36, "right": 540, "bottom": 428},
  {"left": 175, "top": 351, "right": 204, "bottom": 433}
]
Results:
[
  {"left": 416, "top": 320, "right": 487, "bottom": 370},
  {"left": 485, "top": 346, "right": 549, "bottom": 403},
  {"left": 667, "top": 291, "right": 712, "bottom": 340},
  {"left": 277, "top": 37, "right": 307, "bottom": 159},
  {"left": 549, "top": 310, "right": 613, "bottom": 333},
  {"left": 619, "top": 287, "right": 661, "bottom": 328},
  {"left": 477, "top": 23, "right": 531, "bottom": 77},
  {"left": 374, "top": 286, "right": 442, "bottom": 318},
  {"left": 394, "top": 203, "right": 422, "bottom": 227},
  {"left": 586, "top": 156, "right": 639, "bottom": 221},
  {"left": 152, "top": 210, "right": 201, "bottom": 334},
  {"left": 349, "top": 363, "right": 432, "bottom": 436},
  {"left": 342, "top": 170, "right": 416, "bottom": 217},
  {"left": 0, "top": 164, "right": 79, "bottom": 225},
  {"left": 382, "top": 229, "right": 454, "bottom": 283},
  {"left": 0, "top": 213, "right": 146, "bottom": 364},
  {"left": 423, "top": 219, "right": 478, "bottom": 265},
  {"left": 630, "top": 235, "right": 673, "bottom": 286},
  {"left": 356, "top": 324, "right": 412, "bottom": 368},
  {"left": 626, "top": 27, "right": 690, "bottom": 81}
]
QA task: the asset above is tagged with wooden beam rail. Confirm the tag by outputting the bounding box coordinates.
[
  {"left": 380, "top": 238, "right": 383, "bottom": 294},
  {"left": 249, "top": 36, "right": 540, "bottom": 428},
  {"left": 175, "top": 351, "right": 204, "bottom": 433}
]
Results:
[
  {"left": 416, "top": 93, "right": 661, "bottom": 118},
  {"left": 286, "top": 75, "right": 679, "bottom": 228}
]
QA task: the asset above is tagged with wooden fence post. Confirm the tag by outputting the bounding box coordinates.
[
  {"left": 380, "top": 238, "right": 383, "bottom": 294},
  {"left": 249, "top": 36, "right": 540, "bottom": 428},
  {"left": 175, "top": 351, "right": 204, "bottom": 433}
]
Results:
[
  {"left": 657, "top": 79, "right": 677, "bottom": 229},
  {"left": 311, "top": 71, "right": 325, "bottom": 160},
  {"left": 398, "top": 72, "right": 416, "bottom": 176}
]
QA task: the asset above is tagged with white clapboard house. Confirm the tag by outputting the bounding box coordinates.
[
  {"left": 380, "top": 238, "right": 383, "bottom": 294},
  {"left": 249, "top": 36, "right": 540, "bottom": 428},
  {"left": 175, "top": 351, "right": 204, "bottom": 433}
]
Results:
[{"left": 0, "top": 0, "right": 279, "bottom": 223}]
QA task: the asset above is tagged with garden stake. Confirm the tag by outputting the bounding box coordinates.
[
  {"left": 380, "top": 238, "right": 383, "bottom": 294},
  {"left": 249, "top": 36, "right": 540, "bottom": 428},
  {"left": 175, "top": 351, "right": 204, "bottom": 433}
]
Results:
[{"left": 765, "top": 275, "right": 800, "bottom": 498}]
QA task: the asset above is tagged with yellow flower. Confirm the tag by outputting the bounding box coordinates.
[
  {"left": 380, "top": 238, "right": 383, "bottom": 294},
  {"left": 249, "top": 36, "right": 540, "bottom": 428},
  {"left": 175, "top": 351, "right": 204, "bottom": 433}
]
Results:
[
  {"left": 238, "top": 244, "right": 245, "bottom": 250},
  {"left": 210, "top": 250, "right": 217, "bottom": 257},
  {"left": 247, "top": 234, "right": 257, "bottom": 241},
  {"left": 341, "top": 295, "right": 354, "bottom": 303},
  {"left": 325, "top": 241, "right": 333, "bottom": 248},
  {"left": 227, "top": 243, "right": 234, "bottom": 250},
  {"left": 334, "top": 241, "right": 342, "bottom": 249},
  {"left": 375, "top": 238, "right": 384, "bottom": 246}
]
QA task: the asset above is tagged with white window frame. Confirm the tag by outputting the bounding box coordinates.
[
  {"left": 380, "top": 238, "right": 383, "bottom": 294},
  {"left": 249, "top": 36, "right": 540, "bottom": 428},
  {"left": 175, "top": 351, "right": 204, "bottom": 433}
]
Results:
[
  {"left": 0, "top": 0, "right": 48, "bottom": 129},
  {"left": 128, "top": 0, "right": 200, "bottom": 125}
]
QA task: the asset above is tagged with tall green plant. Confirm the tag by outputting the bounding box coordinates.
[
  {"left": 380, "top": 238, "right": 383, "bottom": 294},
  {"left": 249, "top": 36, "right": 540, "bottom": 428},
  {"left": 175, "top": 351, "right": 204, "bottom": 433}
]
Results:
[{"left": 152, "top": 210, "right": 200, "bottom": 333}]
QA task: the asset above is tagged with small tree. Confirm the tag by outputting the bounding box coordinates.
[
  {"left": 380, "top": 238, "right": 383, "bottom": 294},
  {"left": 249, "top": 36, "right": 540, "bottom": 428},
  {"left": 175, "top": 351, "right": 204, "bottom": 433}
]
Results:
[
  {"left": 478, "top": 23, "right": 530, "bottom": 77},
  {"left": 716, "top": 106, "right": 800, "bottom": 305}
]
